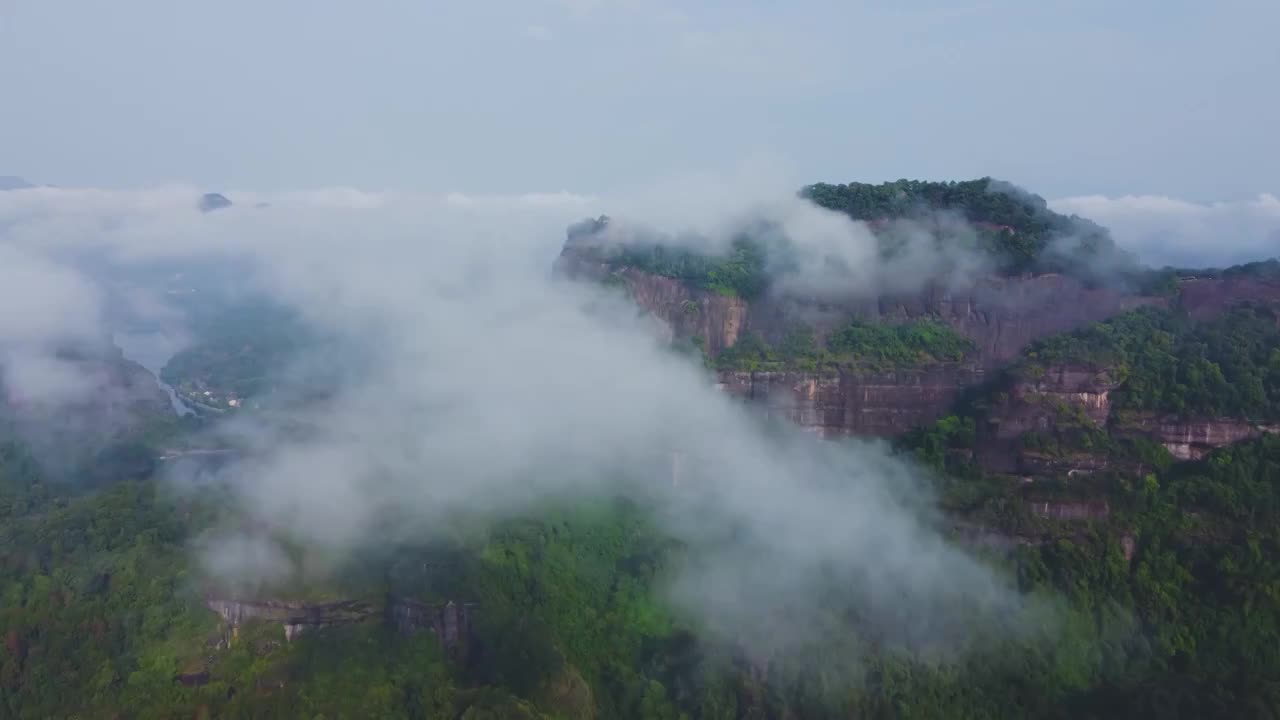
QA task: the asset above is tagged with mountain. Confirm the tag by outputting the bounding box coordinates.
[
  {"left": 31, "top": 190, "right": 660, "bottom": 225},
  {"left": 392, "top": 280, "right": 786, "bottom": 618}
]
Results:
[
  {"left": 3, "top": 178, "right": 1280, "bottom": 718},
  {"left": 546, "top": 179, "right": 1280, "bottom": 716},
  {"left": 198, "top": 192, "right": 233, "bottom": 212},
  {"left": 0, "top": 341, "right": 182, "bottom": 483},
  {"left": 557, "top": 182, "right": 1280, "bottom": 443}
]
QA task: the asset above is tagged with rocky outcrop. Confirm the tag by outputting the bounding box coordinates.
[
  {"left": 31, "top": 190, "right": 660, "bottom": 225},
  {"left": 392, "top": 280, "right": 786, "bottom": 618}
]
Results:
[
  {"left": 621, "top": 271, "right": 747, "bottom": 356},
  {"left": 206, "top": 598, "right": 379, "bottom": 643},
  {"left": 716, "top": 364, "right": 984, "bottom": 438},
  {"left": 558, "top": 238, "right": 1168, "bottom": 366},
  {"left": 1115, "top": 415, "right": 1280, "bottom": 460},
  {"left": 205, "top": 595, "right": 476, "bottom": 659},
  {"left": 745, "top": 274, "right": 1164, "bottom": 366},
  {"left": 1026, "top": 499, "right": 1110, "bottom": 521},
  {"left": 388, "top": 596, "right": 476, "bottom": 660},
  {"left": 973, "top": 364, "right": 1280, "bottom": 473},
  {"left": 556, "top": 231, "right": 1280, "bottom": 444},
  {"left": 1178, "top": 273, "right": 1280, "bottom": 321},
  {"left": 554, "top": 249, "right": 747, "bottom": 355}
]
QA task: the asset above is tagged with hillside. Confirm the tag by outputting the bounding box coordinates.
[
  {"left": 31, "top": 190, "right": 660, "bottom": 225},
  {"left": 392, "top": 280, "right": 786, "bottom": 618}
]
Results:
[
  {"left": 0, "top": 342, "right": 183, "bottom": 483},
  {"left": 3, "top": 178, "right": 1280, "bottom": 718},
  {"left": 802, "top": 177, "right": 1129, "bottom": 276},
  {"left": 557, "top": 179, "right": 1280, "bottom": 440}
]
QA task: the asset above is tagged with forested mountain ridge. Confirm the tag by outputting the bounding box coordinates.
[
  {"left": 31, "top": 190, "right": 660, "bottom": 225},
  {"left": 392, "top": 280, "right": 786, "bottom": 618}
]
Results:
[
  {"left": 557, "top": 179, "right": 1280, "bottom": 442},
  {"left": 801, "top": 177, "right": 1125, "bottom": 276},
  {"left": 2, "top": 178, "right": 1280, "bottom": 717}
]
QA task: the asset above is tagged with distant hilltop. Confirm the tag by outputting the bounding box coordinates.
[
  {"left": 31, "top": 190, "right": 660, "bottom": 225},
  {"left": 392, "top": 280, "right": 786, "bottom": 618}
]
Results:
[
  {"left": 198, "top": 192, "right": 233, "bottom": 212},
  {"left": 0, "top": 176, "right": 35, "bottom": 190}
]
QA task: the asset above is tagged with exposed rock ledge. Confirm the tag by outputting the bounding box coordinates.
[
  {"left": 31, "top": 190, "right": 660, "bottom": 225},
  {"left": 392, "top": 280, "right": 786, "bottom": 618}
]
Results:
[
  {"left": 205, "top": 596, "right": 475, "bottom": 651},
  {"left": 206, "top": 598, "right": 379, "bottom": 642},
  {"left": 716, "top": 364, "right": 985, "bottom": 438},
  {"left": 1116, "top": 416, "right": 1280, "bottom": 461}
]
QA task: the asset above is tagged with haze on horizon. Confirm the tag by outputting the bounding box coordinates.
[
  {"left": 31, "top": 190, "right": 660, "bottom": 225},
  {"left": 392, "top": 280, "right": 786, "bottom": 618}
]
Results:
[{"left": 2, "top": 0, "right": 1278, "bottom": 267}]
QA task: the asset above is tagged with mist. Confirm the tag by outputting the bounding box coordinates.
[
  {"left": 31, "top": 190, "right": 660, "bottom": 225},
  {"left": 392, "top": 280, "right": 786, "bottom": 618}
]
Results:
[
  {"left": 0, "top": 181, "right": 1035, "bottom": 658},
  {"left": 1051, "top": 192, "right": 1280, "bottom": 269}
]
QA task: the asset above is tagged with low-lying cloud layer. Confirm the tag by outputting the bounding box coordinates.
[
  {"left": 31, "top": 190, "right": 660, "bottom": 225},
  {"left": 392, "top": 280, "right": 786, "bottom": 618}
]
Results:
[
  {"left": 1, "top": 181, "right": 1042, "bottom": 656},
  {"left": 1051, "top": 193, "right": 1280, "bottom": 268}
]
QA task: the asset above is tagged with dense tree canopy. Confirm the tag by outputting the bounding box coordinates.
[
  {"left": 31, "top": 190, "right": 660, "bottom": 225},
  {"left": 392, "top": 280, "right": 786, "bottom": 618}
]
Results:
[
  {"left": 713, "top": 318, "right": 974, "bottom": 372},
  {"left": 1023, "top": 304, "right": 1280, "bottom": 420},
  {"left": 801, "top": 178, "right": 1131, "bottom": 276}
]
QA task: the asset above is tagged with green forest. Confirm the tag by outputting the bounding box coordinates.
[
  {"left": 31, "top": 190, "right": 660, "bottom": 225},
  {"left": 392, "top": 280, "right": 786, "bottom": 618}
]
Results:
[
  {"left": 800, "top": 178, "right": 1127, "bottom": 276},
  {"left": 713, "top": 318, "right": 974, "bottom": 372},
  {"left": 3, "top": 409, "right": 1279, "bottom": 717},
  {"left": 2, "top": 180, "right": 1279, "bottom": 717},
  {"left": 580, "top": 178, "right": 1157, "bottom": 301},
  {"left": 607, "top": 236, "right": 770, "bottom": 300},
  {"left": 1021, "top": 304, "right": 1280, "bottom": 421}
]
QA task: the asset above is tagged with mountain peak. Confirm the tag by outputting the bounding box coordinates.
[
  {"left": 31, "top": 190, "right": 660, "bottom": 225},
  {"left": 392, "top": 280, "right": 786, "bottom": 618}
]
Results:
[{"left": 198, "top": 192, "right": 233, "bottom": 212}]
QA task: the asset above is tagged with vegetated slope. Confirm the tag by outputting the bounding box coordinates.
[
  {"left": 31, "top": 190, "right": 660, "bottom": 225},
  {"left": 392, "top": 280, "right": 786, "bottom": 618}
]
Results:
[
  {"left": 4, "top": 177, "right": 1280, "bottom": 718},
  {"left": 0, "top": 344, "right": 183, "bottom": 483},
  {"left": 906, "top": 302, "right": 1280, "bottom": 478},
  {"left": 557, "top": 178, "right": 1177, "bottom": 366},
  {"left": 160, "top": 298, "right": 342, "bottom": 414},
  {"left": 802, "top": 177, "right": 1130, "bottom": 276},
  {"left": 3, "top": 417, "right": 1280, "bottom": 717},
  {"left": 558, "top": 180, "right": 1280, "bottom": 442}
]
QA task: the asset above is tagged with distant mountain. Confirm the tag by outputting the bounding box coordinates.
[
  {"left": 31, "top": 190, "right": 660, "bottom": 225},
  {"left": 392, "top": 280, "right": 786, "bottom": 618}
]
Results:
[
  {"left": 0, "top": 176, "right": 34, "bottom": 190},
  {"left": 198, "top": 192, "right": 233, "bottom": 212}
]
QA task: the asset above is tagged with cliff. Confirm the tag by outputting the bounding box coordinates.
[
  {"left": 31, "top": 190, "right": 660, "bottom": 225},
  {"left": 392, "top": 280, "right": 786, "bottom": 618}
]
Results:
[
  {"left": 716, "top": 364, "right": 984, "bottom": 438},
  {"left": 206, "top": 597, "right": 378, "bottom": 644},
  {"left": 1177, "top": 271, "right": 1280, "bottom": 321},
  {"left": 556, "top": 230, "right": 1280, "bottom": 443},
  {"left": 973, "top": 364, "right": 1280, "bottom": 474},
  {"left": 744, "top": 274, "right": 1164, "bottom": 366},
  {"left": 205, "top": 595, "right": 474, "bottom": 652},
  {"left": 556, "top": 239, "right": 1167, "bottom": 366},
  {"left": 1113, "top": 415, "right": 1280, "bottom": 461},
  {"left": 388, "top": 597, "right": 476, "bottom": 661}
]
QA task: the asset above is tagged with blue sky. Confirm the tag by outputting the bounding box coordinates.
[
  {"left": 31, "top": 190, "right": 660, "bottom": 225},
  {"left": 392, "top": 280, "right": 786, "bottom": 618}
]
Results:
[{"left": 1, "top": 0, "right": 1277, "bottom": 202}]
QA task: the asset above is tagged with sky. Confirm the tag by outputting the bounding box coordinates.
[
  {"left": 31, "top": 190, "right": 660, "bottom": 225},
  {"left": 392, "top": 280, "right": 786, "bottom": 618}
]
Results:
[{"left": 2, "top": 0, "right": 1278, "bottom": 203}]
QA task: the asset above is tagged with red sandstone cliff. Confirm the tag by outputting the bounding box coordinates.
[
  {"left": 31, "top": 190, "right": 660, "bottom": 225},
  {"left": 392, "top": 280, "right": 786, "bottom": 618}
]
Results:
[{"left": 556, "top": 243, "right": 1280, "bottom": 447}]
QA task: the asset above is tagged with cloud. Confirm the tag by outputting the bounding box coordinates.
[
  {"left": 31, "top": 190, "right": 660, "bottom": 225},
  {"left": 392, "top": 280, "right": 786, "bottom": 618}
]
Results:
[
  {"left": 0, "top": 243, "right": 104, "bottom": 404},
  {"left": 0, "top": 180, "right": 1035, "bottom": 659},
  {"left": 1050, "top": 193, "right": 1280, "bottom": 268},
  {"left": 587, "top": 159, "right": 997, "bottom": 298}
]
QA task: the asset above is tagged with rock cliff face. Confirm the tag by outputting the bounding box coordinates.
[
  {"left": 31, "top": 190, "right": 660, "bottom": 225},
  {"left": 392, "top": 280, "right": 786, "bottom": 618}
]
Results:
[
  {"left": 388, "top": 597, "right": 476, "bottom": 660},
  {"left": 556, "top": 243, "right": 1166, "bottom": 366},
  {"left": 557, "top": 240, "right": 1280, "bottom": 443},
  {"left": 745, "top": 274, "right": 1164, "bottom": 366},
  {"left": 205, "top": 595, "right": 475, "bottom": 655},
  {"left": 618, "top": 270, "right": 747, "bottom": 356},
  {"left": 554, "top": 248, "right": 747, "bottom": 355},
  {"left": 1114, "top": 415, "right": 1280, "bottom": 461},
  {"left": 973, "top": 364, "right": 1280, "bottom": 473},
  {"left": 1026, "top": 499, "right": 1111, "bottom": 521},
  {"left": 716, "top": 364, "right": 985, "bottom": 438},
  {"left": 1177, "top": 273, "right": 1280, "bottom": 321},
  {"left": 206, "top": 598, "right": 379, "bottom": 643}
]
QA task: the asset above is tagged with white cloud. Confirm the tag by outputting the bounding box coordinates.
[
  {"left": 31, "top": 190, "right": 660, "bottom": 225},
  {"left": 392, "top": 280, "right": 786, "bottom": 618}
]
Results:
[
  {"left": 1051, "top": 193, "right": 1280, "bottom": 268},
  {"left": 0, "top": 180, "right": 1034, "bottom": 657}
]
